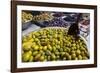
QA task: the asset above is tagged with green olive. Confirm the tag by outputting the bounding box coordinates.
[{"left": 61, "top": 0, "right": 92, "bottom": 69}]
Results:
[
  {"left": 66, "top": 48, "right": 70, "bottom": 53},
  {"left": 71, "top": 54, "right": 76, "bottom": 59},
  {"left": 34, "top": 53, "right": 41, "bottom": 61},
  {"left": 59, "top": 48, "right": 63, "bottom": 52},
  {"left": 33, "top": 45, "right": 39, "bottom": 51},
  {"left": 80, "top": 47, "right": 86, "bottom": 51},
  {"left": 76, "top": 49, "right": 81, "bottom": 56},
  {"left": 47, "top": 56, "right": 51, "bottom": 61},
  {"left": 45, "top": 50, "right": 51, "bottom": 55},
  {"left": 56, "top": 55, "right": 60, "bottom": 60},
  {"left": 55, "top": 51, "right": 60, "bottom": 55},
  {"left": 22, "top": 37, "right": 27, "bottom": 42},
  {"left": 63, "top": 57, "right": 66, "bottom": 60},
  {"left": 78, "top": 55, "right": 82, "bottom": 60},
  {"left": 34, "top": 38, "right": 39, "bottom": 42},
  {"left": 29, "top": 56, "right": 33, "bottom": 62},
  {"left": 52, "top": 46, "right": 56, "bottom": 52},
  {"left": 47, "top": 45, "right": 52, "bottom": 51},
  {"left": 51, "top": 54, "right": 56, "bottom": 60},
  {"left": 33, "top": 51, "right": 38, "bottom": 56},
  {"left": 71, "top": 50, "right": 75, "bottom": 54},
  {"left": 67, "top": 55, "right": 71, "bottom": 60},
  {"left": 60, "top": 52, "right": 66, "bottom": 57},
  {"left": 22, "top": 28, "right": 89, "bottom": 62},
  {"left": 39, "top": 55, "right": 45, "bottom": 61},
  {"left": 81, "top": 51, "right": 85, "bottom": 56},
  {"left": 43, "top": 46, "right": 47, "bottom": 51},
  {"left": 39, "top": 46, "right": 43, "bottom": 50},
  {"left": 65, "top": 52, "right": 69, "bottom": 57},
  {"left": 84, "top": 51, "right": 89, "bottom": 57},
  {"left": 72, "top": 44, "right": 76, "bottom": 47},
  {"left": 22, "top": 42, "right": 32, "bottom": 51},
  {"left": 75, "top": 57, "right": 78, "bottom": 60},
  {"left": 82, "top": 56, "right": 88, "bottom": 60},
  {"left": 22, "top": 51, "right": 32, "bottom": 62}
]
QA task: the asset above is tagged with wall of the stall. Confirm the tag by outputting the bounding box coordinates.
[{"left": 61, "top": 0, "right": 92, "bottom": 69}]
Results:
[{"left": 0, "top": 0, "right": 99, "bottom": 73}]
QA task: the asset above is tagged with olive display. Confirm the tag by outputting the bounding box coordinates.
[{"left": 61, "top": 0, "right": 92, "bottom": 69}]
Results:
[
  {"left": 22, "top": 28, "right": 89, "bottom": 62},
  {"left": 32, "top": 13, "right": 54, "bottom": 22},
  {"left": 22, "top": 12, "right": 33, "bottom": 23}
]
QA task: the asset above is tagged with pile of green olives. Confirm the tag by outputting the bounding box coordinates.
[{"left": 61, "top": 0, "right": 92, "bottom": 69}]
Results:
[
  {"left": 32, "top": 13, "right": 53, "bottom": 22},
  {"left": 22, "top": 28, "right": 89, "bottom": 62},
  {"left": 22, "top": 12, "right": 33, "bottom": 23}
]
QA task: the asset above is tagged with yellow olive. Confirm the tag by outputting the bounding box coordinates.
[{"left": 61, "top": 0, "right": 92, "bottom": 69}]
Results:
[
  {"left": 39, "top": 55, "right": 45, "bottom": 61},
  {"left": 45, "top": 50, "right": 51, "bottom": 55},
  {"left": 75, "top": 57, "right": 78, "bottom": 60},
  {"left": 52, "top": 47, "right": 56, "bottom": 52},
  {"left": 43, "top": 46, "right": 47, "bottom": 51},
  {"left": 22, "top": 12, "right": 33, "bottom": 23},
  {"left": 22, "top": 36, "right": 27, "bottom": 42},
  {"left": 47, "top": 45, "right": 52, "bottom": 51},
  {"left": 33, "top": 45, "right": 39, "bottom": 51},
  {"left": 55, "top": 52, "right": 60, "bottom": 55},
  {"left": 63, "top": 57, "right": 66, "bottom": 60},
  {"left": 68, "top": 55, "right": 71, "bottom": 60},
  {"left": 28, "top": 38, "right": 34, "bottom": 42},
  {"left": 33, "top": 51, "right": 38, "bottom": 56},
  {"left": 84, "top": 51, "right": 89, "bottom": 57},
  {"left": 29, "top": 56, "right": 33, "bottom": 62},
  {"left": 39, "top": 46, "right": 43, "bottom": 50},
  {"left": 22, "top": 42, "right": 32, "bottom": 51},
  {"left": 23, "top": 45, "right": 31, "bottom": 51},
  {"left": 82, "top": 56, "right": 88, "bottom": 60},
  {"left": 47, "top": 56, "right": 51, "bottom": 61},
  {"left": 76, "top": 49, "right": 81, "bottom": 56},
  {"left": 71, "top": 54, "right": 76, "bottom": 59},
  {"left": 22, "top": 51, "right": 32, "bottom": 62},
  {"left": 78, "top": 55, "right": 82, "bottom": 60},
  {"left": 51, "top": 54, "right": 56, "bottom": 60},
  {"left": 71, "top": 50, "right": 75, "bottom": 54},
  {"left": 73, "top": 44, "right": 76, "bottom": 47},
  {"left": 81, "top": 51, "right": 85, "bottom": 56},
  {"left": 80, "top": 47, "right": 86, "bottom": 51},
  {"left": 61, "top": 52, "right": 66, "bottom": 57},
  {"left": 34, "top": 38, "right": 39, "bottom": 42}
]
